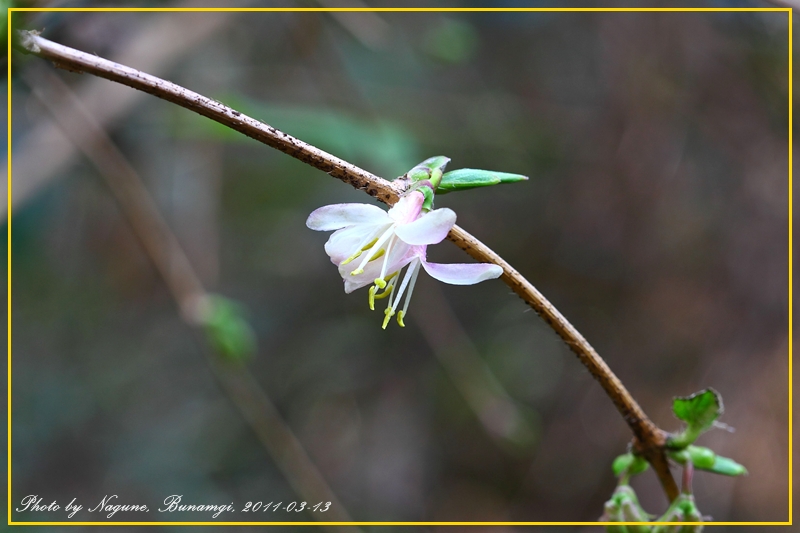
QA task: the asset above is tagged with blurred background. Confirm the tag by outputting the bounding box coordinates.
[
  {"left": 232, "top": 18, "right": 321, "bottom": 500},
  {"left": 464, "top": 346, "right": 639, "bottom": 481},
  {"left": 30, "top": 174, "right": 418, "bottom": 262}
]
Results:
[{"left": 3, "top": 1, "right": 792, "bottom": 528}]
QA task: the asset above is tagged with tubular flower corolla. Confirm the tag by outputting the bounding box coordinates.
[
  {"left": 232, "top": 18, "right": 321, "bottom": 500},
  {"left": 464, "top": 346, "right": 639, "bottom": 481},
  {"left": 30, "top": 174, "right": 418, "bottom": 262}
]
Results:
[{"left": 307, "top": 191, "right": 502, "bottom": 328}]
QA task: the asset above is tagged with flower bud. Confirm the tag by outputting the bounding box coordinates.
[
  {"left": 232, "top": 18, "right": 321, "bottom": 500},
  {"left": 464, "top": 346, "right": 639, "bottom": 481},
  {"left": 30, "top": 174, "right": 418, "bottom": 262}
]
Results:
[{"left": 601, "top": 485, "right": 653, "bottom": 533}]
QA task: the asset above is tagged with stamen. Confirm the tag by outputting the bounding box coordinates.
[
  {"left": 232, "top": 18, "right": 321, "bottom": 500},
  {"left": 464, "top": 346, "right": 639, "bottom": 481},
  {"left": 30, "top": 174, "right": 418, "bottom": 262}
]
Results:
[
  {"left": 368, "top": 285, "right": 377, "bottom": 310},
  {"left": 374, "top": 282, "right": 395, "bottom": 300},
  {"left": 340, "top": 235, "right": 380, "bottom": 266},
  {"left": 378, "top": 235, "right": 396, "bottom": 281},
  {"left": 400, "top": 260, "right": 421, "bottom": 319},
  {"left": 360, "top": 238, "right": 379, "bottom": 251},
  {"left": 390, "top": 259, "right": 417, "bottom": 312},
  {"left": 370, "top": 273, "right": 397, "bottom": 309},
  {"left": 382, "top": 307, "right": 395, "bottom": 329},
  {"left": 352, "top": 227, "right": 394, "bottom": 276},
  {"left": 368, "top": 249, "right": 385, "bottom": 262},
  {"left": 339, "top": 250, "right": 361, "bottom": 266},
  {"left": 385, "top": 267, "right": 400, "bottom": 309},
  {"left": 396, "top": 310, "right": 405, "bottom": 327}
]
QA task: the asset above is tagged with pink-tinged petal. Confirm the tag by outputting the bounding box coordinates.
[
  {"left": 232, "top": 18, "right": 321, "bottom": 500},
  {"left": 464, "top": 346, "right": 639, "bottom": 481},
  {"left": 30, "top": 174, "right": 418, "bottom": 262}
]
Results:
[
  {"left": 387, "top": 192, "right": 424, "bottom": 224},
  {"left": 394, "top": 208, "right": 456, "bottom": 245},
  {"left": 324, "top": 223, "right": 390, "bottom": 264},
  {"left": 381, "top": 240, "right": 414, "bottom": 274},
  {"left": 421, "top": 261, "right": 503, "bottom": 285},
  {"left": 306, "top": 203, "right": 389, "bottom": 231}
]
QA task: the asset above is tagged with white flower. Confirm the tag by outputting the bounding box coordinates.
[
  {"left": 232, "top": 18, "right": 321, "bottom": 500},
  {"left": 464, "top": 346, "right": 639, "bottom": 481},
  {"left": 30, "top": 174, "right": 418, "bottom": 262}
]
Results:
[{"left": 307, "top": 191, "right": 503, "bottom": 328}]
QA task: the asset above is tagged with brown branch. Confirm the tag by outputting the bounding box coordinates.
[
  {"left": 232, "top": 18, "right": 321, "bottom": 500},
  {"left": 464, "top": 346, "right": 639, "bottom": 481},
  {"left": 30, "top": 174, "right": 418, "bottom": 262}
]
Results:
[
  {"left": 21, "top": 65, "right": 358, "bottom": 531},
  {"left": 14, "top": 29, "right": 679, "bottom": 502}
]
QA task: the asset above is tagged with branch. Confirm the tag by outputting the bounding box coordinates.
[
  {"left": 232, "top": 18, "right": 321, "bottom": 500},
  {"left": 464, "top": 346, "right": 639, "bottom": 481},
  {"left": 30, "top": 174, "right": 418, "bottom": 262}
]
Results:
[
  {"left": 14, "top": 30, "right": 679, "bottom": 502},
  {"left": 2, "top": 8, "right": 242, "bottom": 220}
]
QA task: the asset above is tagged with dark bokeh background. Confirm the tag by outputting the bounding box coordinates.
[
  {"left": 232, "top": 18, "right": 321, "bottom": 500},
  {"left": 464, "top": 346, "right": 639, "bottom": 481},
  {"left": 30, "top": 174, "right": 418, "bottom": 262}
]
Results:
[{"left": 4, "top": 2, "right": 792, "bottom": 528}]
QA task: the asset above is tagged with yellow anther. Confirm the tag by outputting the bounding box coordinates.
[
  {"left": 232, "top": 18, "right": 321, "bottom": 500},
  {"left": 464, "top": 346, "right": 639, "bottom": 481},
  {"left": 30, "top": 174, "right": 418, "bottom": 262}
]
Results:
[
  {"left": 368, "top": 286, "right": 377, "bottom": 310},
  {"left": 339, "top": 250, "right": 362, "bottom": 266},
  {"left": 373, "top": 278, "right": 387, "bottom": 289},
  {"left": 368, "top": 249, "right": 385, "bottom": 262},
  {"left": 373, "top": 285, "right": 393, "bottom": 300},
  {"left": 385, "top": 271, "right": 399, "bottom": 282},
  {"left": 351, "top": 268, "right": 364, "bottom": 276},
  {"left": 382, "top": 308, "right": 395, "bottom": 330},
  {"left": 361, "top": 238, "right": 379, "bottom": 251},
  {"left": 396, "top": 310, "right": 405, "bottom": 328}
]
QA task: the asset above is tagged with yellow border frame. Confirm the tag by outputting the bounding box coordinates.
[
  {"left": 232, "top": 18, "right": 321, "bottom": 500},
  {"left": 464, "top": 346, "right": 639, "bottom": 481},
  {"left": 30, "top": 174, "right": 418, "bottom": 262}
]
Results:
[{"left": 5, "top": 6, "right": 793, "bottom": 527}]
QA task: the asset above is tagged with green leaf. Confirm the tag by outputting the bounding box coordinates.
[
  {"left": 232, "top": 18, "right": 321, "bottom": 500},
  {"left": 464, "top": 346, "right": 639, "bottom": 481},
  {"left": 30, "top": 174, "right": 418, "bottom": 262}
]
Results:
[
  {"left": 612, "top": 453, "right": 649, "bottom": 477},
  {"left": 673, "top": 388, "right": 723, "bottom": 429},
  {"left": 202, "top": 296, "right": 257, "bottom": 362},
  {"left": 669, "top": 388, "right": 723, "bottom": 447},
  {"left": 437, "top": 168, "right": 528, "bottom": 194},
  {"left": 416, "top": 155, "right": 451, "bottom": 173},
  {"left": 702, "top": 455, "right": 747, "bottom": 477}
]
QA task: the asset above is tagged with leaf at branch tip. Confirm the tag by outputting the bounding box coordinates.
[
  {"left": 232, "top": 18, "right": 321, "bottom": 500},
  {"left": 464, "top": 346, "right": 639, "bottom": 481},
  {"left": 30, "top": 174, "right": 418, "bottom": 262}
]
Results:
[
  {"left": 403, "top": 155, "right": 451, "bottom": 183},
  {"left": 202, "top": 295, "right": 257, "bottom": 362},
  {"left": 436, "top": 168, "right": 529, "bottom": 194},
  {"left": 612, "top": 453, "right": 650, "bottom": 477},
  {"left": 669, "top": 388, "right": 723, "bottom": 447},
  {"left": 417, "top": 155, "right": 451, "bottom": 173}
]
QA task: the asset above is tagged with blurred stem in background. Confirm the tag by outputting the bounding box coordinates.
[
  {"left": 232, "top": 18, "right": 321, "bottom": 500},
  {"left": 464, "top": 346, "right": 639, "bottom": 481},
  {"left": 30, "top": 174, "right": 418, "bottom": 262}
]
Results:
[
  {"left": 414, "top": 285, "right": 538, "bottom": 454},
  {"left": 22, "top": 65, "right": 358, "bottom": 531},
  {"left": 2, "top": 7, "right": 240, "bottom": 219}
]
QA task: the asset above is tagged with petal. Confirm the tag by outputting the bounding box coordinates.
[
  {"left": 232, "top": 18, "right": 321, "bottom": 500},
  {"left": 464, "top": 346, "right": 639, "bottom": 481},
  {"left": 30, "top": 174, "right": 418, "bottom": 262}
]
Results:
[
  {"left": 306, "top": 203, "right": 390, "bottom": 231},
  {"left": 382, "top": 239, "right": 414, "bottom": 275},
  {"left": 394, "top": 208, "right": 456, "bottom": 245},
  {"left": 324, "top": 223, "right": 390, "bottom": 264},
  {"left": 387, "top": 192, "right": 424, "bottom": 224},
  {"left": 421, "top": 261, "right": 503, "bottom": 285}
]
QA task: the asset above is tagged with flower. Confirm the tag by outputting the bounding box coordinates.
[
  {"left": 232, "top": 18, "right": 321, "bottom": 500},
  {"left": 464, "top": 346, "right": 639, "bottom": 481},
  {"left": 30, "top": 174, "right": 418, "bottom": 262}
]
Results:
[{"left": 307, "top": 192, "right": 503, "bottom": 328}]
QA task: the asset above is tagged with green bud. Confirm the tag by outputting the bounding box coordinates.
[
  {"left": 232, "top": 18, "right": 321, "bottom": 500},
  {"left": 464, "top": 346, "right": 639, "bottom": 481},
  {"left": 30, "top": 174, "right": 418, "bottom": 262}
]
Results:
[
  {"left": 612, "top": 453, "right": 650, "bottom": 477},
  {"left": 703, "top": 455, "right": 747, "bottom": 476},
  {"left": 667, "top": 449, "right": 691, "bottom": 465},
  {"left": 652, "top": 494, "right": 703, "bottom": 533},
  {"left": 686, "top": 446, "right": 716, "bottom": 469},
  {"left": 201, "top": 295, "right": 257, "bottom": 361},
  {"left": 437, "top": 168, "right": 529, "bottom": 194},
  {"left": 602, "top": 485, "right": 653, "bottom": 533},
  {"left": 669, "top": 446, "right": 746, "bottom": 477}
]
